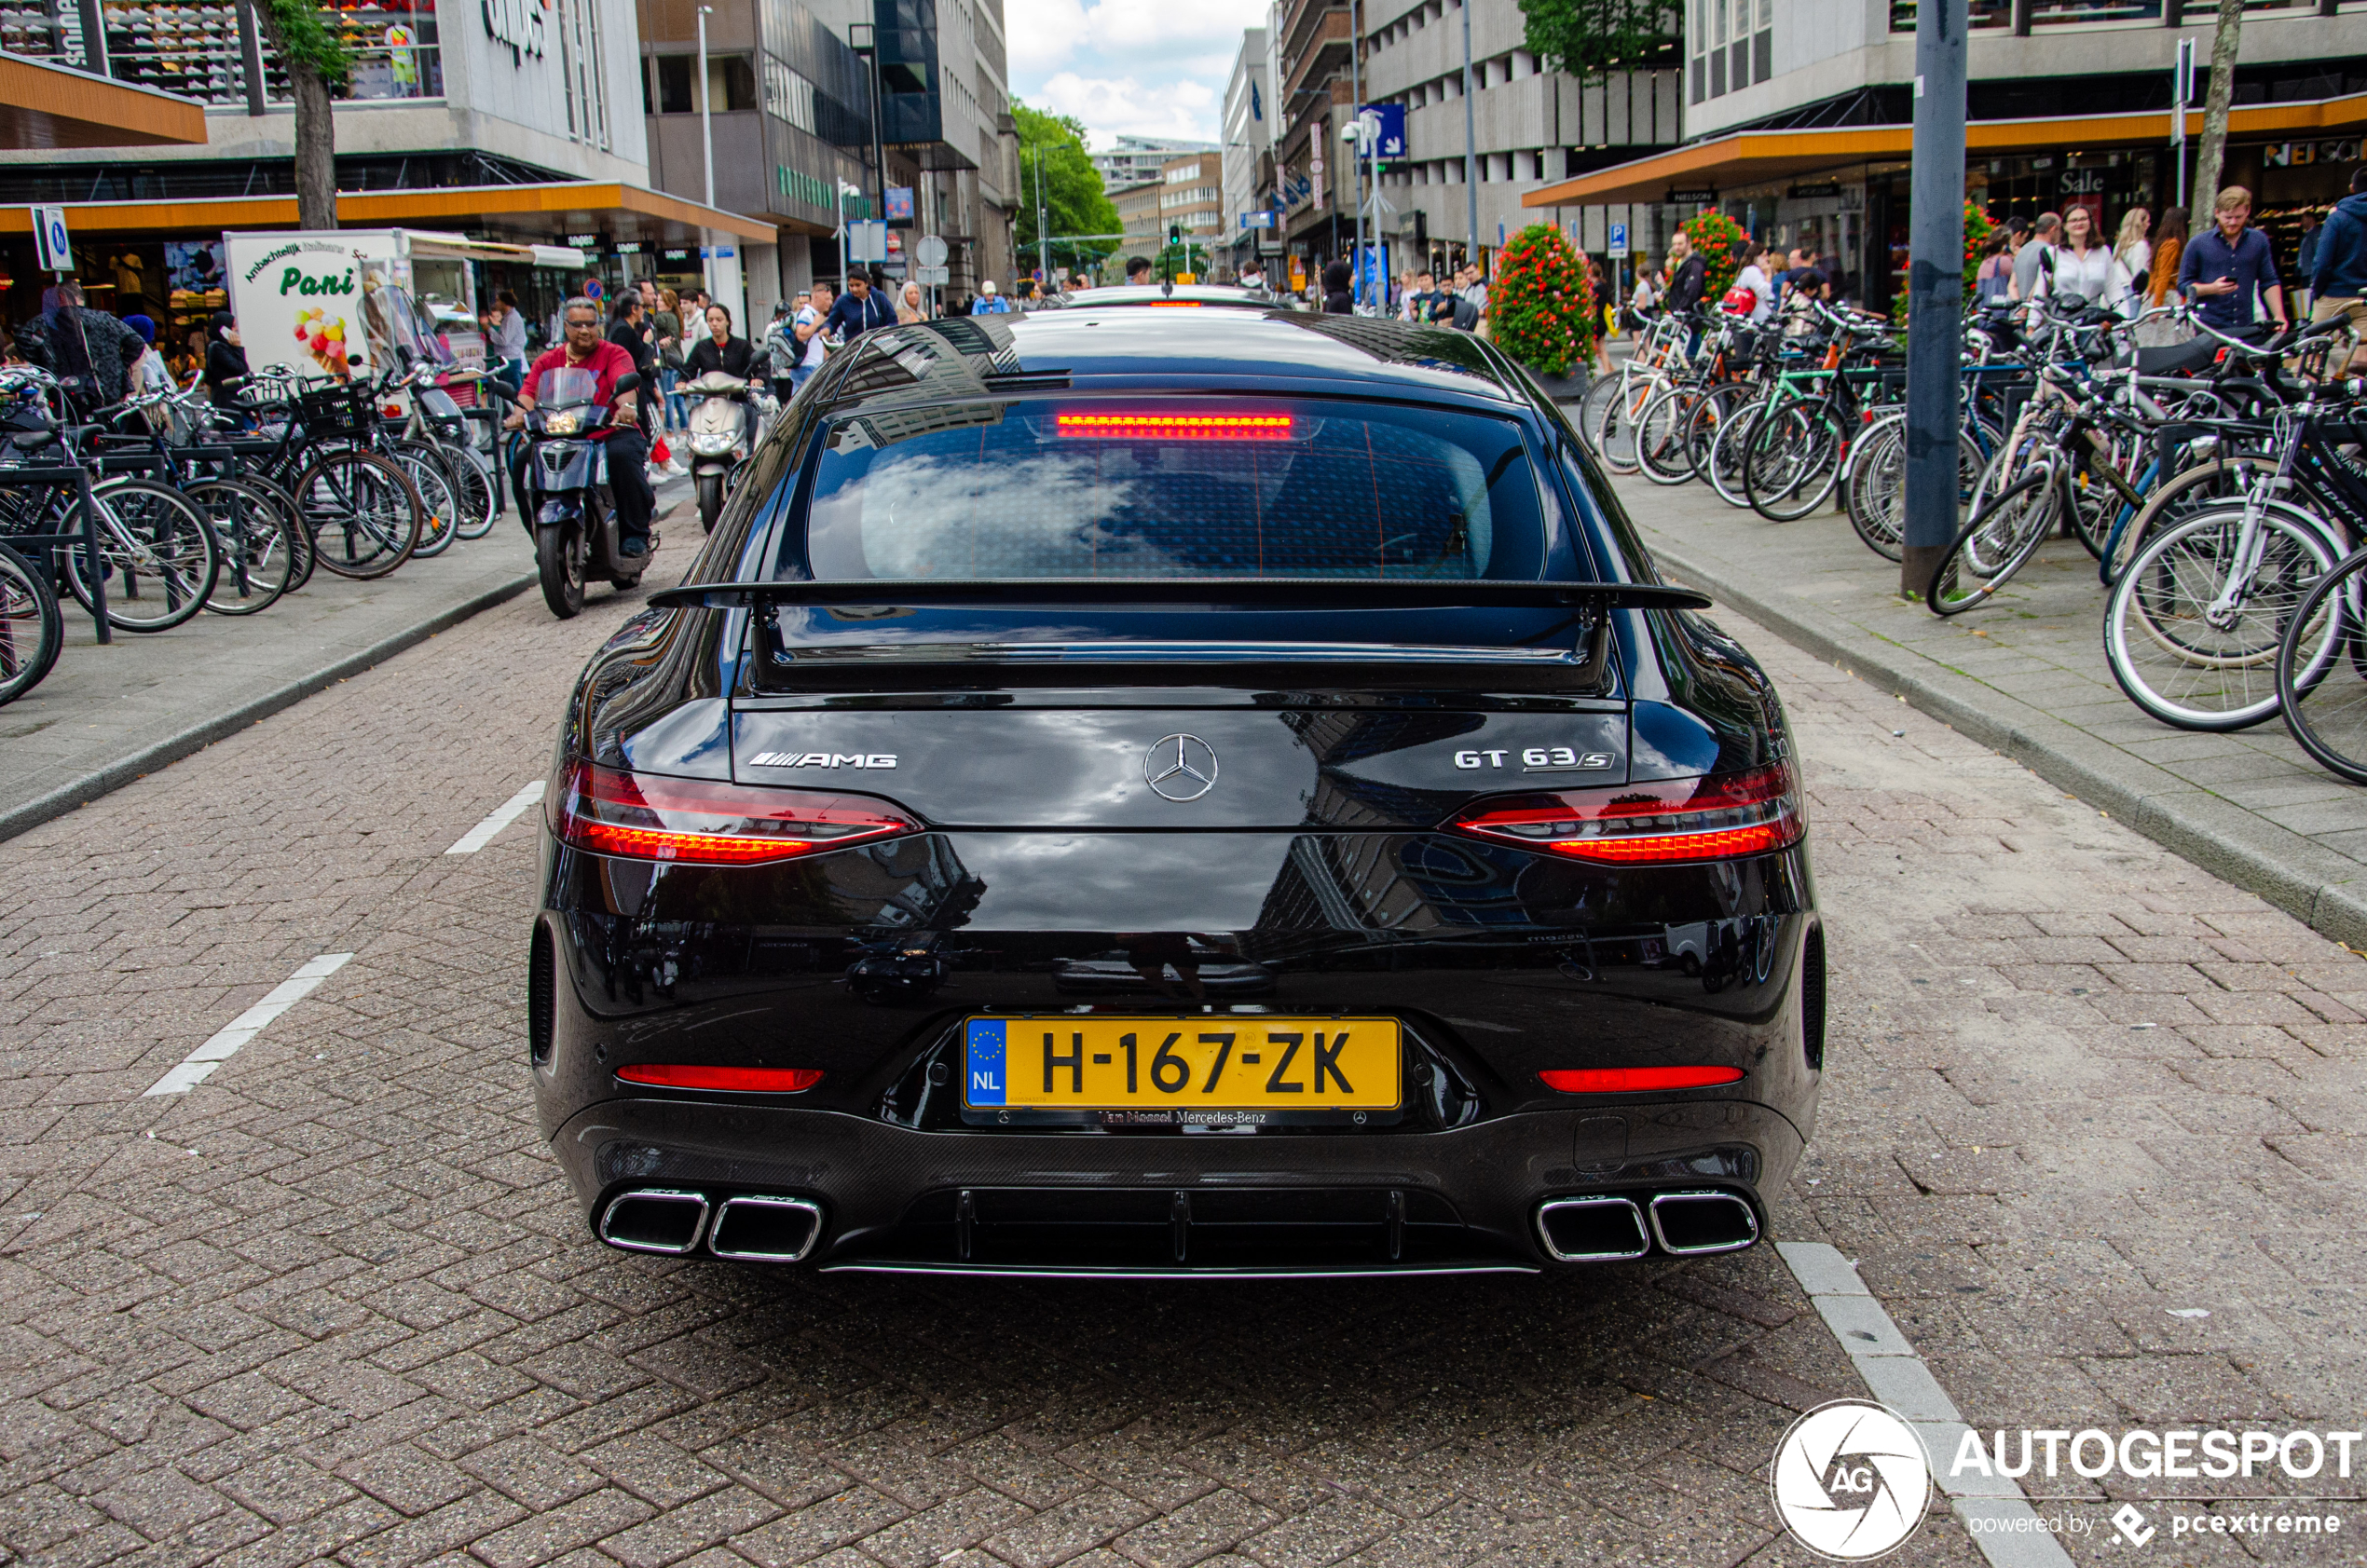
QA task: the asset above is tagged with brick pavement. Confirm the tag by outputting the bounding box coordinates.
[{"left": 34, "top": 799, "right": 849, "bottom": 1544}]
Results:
[{"left": 2, "top": 576, "right": 2363, "bottom": 1568}]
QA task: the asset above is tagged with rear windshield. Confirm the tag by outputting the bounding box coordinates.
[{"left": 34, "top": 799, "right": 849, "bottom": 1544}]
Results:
[{"left": 795, "top": 399, "right": 1549, "bottom": 581}]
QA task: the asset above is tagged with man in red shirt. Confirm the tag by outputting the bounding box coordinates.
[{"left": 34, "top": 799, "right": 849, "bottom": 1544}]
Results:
[{"left": 508, "top": 295, "right": 657, "bottom": 557}]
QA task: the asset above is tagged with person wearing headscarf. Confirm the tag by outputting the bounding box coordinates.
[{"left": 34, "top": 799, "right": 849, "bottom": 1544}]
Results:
[{"left": 204, "top": 311, "right": 253, "bottom": 425}]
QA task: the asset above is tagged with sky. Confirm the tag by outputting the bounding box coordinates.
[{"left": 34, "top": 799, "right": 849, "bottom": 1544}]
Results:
[{"left": 1006, "top": 0, "right": 1269, "bottom": 150}]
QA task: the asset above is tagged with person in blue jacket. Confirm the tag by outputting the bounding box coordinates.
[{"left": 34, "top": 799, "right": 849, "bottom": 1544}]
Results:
[
  {"left": 823, "top": 274, "right": 896, "bottom": 341},
  {"left": 2309, "top": 165, "right": 2367, "bottom": 374}
]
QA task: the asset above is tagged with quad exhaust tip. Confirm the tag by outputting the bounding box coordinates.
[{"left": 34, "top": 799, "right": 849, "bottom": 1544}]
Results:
[
  {"left": 1648, "top": 1189, "right": 1759, "bottom": 1256},
  {"left": 598, "top": 1190, "right": 824, "bottom": 1262},
  {"left": 1537, "top": 1190, "right": 1758, "bottom": 1261}
]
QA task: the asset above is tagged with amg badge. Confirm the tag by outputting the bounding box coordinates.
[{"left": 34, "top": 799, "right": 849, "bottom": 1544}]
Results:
[{"left": 746, "top": 752, "right": 898, "bottom": 769}]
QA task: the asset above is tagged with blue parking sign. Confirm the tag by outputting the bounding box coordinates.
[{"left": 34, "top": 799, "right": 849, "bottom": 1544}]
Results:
[{"left": 1608, "top": 222, "right": 1629, "bottom": 257}]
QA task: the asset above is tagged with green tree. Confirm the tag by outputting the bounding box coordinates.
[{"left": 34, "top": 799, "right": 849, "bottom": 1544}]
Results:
[
  {"left": 1517, "top": 0, "right": 1677, "bottom": 79},
  {"left": 254, "top": 0, "right": 349, "bottom": 230},
  {"left": 1013, "top": 102, "right": 1121, "bottom": 280}
]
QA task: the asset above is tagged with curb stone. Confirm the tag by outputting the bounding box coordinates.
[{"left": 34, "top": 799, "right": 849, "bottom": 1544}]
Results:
[{"left": 1644, "top": 534, "right": 2367, "bottom": 949}]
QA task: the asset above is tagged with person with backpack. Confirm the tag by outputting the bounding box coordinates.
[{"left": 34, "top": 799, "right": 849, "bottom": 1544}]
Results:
[
  {"left": 2309, "top": 164, "right": 2367, "bottom": 372},
  {"left": 760, "top": 300, "right": 800, "bottom": 403},
  {"left": 14, "top": 280, "right": 151, "bottom": 417}
]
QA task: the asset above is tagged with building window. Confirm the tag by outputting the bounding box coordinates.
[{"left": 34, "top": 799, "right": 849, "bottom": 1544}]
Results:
[
  {"left": 763, "top": 55, "right": 816, "bottom": 130},
  {"left": 1691, "top": 55, "right": 1703, "bottom": 102},
  {"left": 1710, "top": 48, "right": 1725, "bottom": 95},
  {"left": 709, "top": 53, "right": 756, "bottom": 111},
  {"left": 654, "top": 54, "right": 693, "bottom": 114},
  {"left": 1754, "top": 28, "right": 1771, "bottom": 81}
]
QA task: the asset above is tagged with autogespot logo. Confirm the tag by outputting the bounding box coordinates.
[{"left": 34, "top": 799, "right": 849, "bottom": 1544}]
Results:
[{"left": 1771, "top": 1399, "right": 1934, "bottom": 1561}]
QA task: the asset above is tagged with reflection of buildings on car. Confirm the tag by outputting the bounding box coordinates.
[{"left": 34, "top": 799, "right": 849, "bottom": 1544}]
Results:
[{"left": 1524, "top": 0, "right": 2365, "bottom": 307}]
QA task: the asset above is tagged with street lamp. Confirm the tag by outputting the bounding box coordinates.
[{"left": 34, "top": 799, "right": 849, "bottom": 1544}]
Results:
[
  {"left": 696, "top": 5, "right": 715, "bottom": 210},
  {"left": 847, "top": 20, "right": 889, "bottom": 270}
]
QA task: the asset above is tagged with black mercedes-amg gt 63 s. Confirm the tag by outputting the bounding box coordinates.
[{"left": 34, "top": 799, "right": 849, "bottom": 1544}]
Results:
[{"left": 529, "top": 306, "right": 1824, "bottom": 1277}]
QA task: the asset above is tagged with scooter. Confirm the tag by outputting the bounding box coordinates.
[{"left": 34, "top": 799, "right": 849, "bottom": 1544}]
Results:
[
  {"left": 679, "top": 370, "right": 756, "bottom": 532},
  {"left": 520, "top": 367, "right": 646, "bottom": 620}
]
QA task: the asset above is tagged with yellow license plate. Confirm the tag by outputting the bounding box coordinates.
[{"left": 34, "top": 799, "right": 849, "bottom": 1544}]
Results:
[{"left": 963, "top": 1016, "right": 1401, "bottom": 1122}]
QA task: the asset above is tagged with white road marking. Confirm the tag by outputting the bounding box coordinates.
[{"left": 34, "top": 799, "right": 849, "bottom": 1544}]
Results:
[
  {"left": 1775, "top": 1240, "right": 2075, "bottom": 1568},
  {"left": 142, "top": 952, "right": 354, "bottom": 1097},
  {"left": 445, "top": 781, "right": 545, "bottom": 855}
]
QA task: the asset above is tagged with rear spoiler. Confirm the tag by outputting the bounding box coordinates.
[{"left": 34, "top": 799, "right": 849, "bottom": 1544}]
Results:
[{"left": 645, "top": 577, "right": 1713, "bottom": 613}]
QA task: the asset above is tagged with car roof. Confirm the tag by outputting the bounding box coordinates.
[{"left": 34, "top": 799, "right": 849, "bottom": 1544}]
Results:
[
  {"left": 817, "top": 309, "right": 1529, "bottom": 411},
  {"left": 1056, "top": 284, "right": 1277, "bottom": 309}
]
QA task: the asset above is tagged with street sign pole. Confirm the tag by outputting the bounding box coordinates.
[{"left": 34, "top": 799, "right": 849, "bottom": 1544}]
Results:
[{"left": 1900, "top": 0, "right": 1967, "bottom": 600}]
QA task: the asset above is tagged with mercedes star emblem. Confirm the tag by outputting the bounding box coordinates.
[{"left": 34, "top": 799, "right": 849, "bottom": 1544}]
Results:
[{"left": 1143, "top": 734, "right": 1220, "bottom": 802}]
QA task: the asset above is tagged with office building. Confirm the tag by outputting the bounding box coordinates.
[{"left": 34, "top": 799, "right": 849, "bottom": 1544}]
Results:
[
  {"left": 1222, "top": 26, "right": 1276, "bottom": 277},
  {"left": 1093, "top": 132, "right": 1217, "bottom": 196}
]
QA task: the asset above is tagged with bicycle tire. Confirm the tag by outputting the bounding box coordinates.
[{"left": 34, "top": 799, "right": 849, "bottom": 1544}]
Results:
[
  {"left": 444, "top": 442, "right": 499, "bottom": 539},
  {"left": 2101, "top": 455, "right": 2272, "bottom": 586},
  {"left": 188, "top": 478, "right": 298, "bottom": 616},
  {"left": 2104, "top": 506, "right": 2339, "bottom": 731},
  {"left": 1634, "top": 384, "right": 1703, "bottom": 485},
  {"left": 2278, "top": 547, "right": 2367, "bottom": 783},
  {"left": 1927, "top": 470, "right": 2056, "bottom": 617},
  {"left": 59, "top": 480, "right": 219, "bottom": 634},
  {"left": 296, "top": 448, "right": 422, "bottom": 579},
  {"left": 0, "top": 538, "right": 62, "bottom": 708},
  {"left": 1746, "top": 403, "right": 1845, "bottom": 523},
  {"left": 239, "top": 471, "right": 317, "bottom": 592},
  {"left": 1573, "top": 373, "right": 1626, "bottom": 457},
  {"left": 391, "top": 441, "right": 463, "bottom": 560},
  {"left": 1703, "top": 397, "right": 1763, "bottom": 509},
  {"left": 1843, "top": 416, "right": 1908, "bottom": 560},
  {"left": 1591, "top": 375, "right": 1655, "bottom": 475}
]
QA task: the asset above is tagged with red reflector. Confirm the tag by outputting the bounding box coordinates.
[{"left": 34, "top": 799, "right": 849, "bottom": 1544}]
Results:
[
  {"left": 616, "top": 1064, "right": 824, "bottom": 1093},
  {"left": 554, "top": 762, "right": 917, "bottom": 865},
  {"left": 1054, "top": 411, "right": 1293, "bottom": 441},
  {"left": 1450, "top": 763, "right": 1802, "bottom": 865},
  {"left": 1539, "top": 1066, "right": 1744, "bottom": 1093}
]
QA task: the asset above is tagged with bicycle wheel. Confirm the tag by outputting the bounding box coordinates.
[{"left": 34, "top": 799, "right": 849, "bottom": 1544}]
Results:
[
  {"left": 188, "top": 478, "right": 298, "bottom": 616},
  {"left": 1591, "top": 375, "right": 1655, "bottom": 475},
  {"left": 0, "top": 539, "right": 62, "bottom": 707},
  {"left": 1927, "top": 470, "right": 2057, "bottom": 616},
  {"left": 391, "top": 441, "right": 462, "bottom": 560},
  {"left": 239, "top": 472, "right": 317, "bottom": 592},
  {"left": 2278, "top": 548, "right": 2367, "bottom": 783},
  {"left": 2105, "top": 506, "right": 2339, "bottom": 730},
  {"left": 1634, "top": 384, "right": 1703, "bottom": 485},
  {"left": 2102, "top": 455, "right": 2270, "bottom": 585},
  {"left": 1843, "top": 416, "right": 1908, "bottom": 559},
  {"left": 444, "top": 442, "right": 499, "bottom": 539},
  {"left": 1704, "top": 397, "right": 1763, "bottom": 509},
  {"left": 60, "top": 480, "right": 219, "bottom": 634},
  {"left": 1747, "top": 403, "right": 1845, "bottom": 522},
  {"left": 295, "top": 448, "right": 422, "bottom": 579},
  {"left": 1573, "top": 373, "right": 1626, "bottom": 458}
]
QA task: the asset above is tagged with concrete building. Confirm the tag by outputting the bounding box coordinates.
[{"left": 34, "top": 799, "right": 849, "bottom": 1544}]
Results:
[
  {"left": 1158, "top": 150, "right": 1225, "bottom": 274},
  {"left": 1093, "top": 133, "right": 1217, "bottom": 196},
  {"left": 1114, "top": 174, "right": 1165, "bottom": 266},
  {"left": 1271, "top": 0, "right": 1678, "bottom": 292},
  {"left": 1527, "top": 0, "right": 2367, "bottom": 308},
  {"left": 1222, "top": 28, "right": 1276, "bottom": 278}
]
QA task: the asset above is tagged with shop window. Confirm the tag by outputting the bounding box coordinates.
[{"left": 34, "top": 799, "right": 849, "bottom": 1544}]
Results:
[
  {"left": 655, "top": 53, "right": 693, "bottom": 113},
  {"left": 708, "top": 53, "right": 756, "bottom": 112},
  {"left": 66, "top": 0, "right": 443, "bottom": 107}
]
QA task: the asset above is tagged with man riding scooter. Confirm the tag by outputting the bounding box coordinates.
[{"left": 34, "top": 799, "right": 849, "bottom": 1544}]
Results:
[{"left": 504, "top": 295, "right": 656, "bottom": 561}]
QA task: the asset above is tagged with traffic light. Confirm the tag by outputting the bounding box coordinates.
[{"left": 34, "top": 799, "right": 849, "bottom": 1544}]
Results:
[{"left": 1169, "top": 224, "right": 1182, "bottom": 245}]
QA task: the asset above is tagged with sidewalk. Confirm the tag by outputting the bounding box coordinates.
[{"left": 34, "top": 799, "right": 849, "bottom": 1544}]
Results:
[
  {"left": 1610, "top": 469, "right": 2367, "bottom": 944},
  {"left": 0, "top": 474, "right": 691, "bottom": 842}
]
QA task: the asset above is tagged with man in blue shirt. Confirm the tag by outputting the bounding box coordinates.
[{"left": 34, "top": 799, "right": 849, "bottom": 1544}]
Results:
[
  {"left": 2309, "top": 164, "right": 2367, "bottom": 374},
  {"left": 970, "top": 280, "right": 1012, "bottom": 314},
  {"left": 2179, "top": 185, "right": 2288, "bottom": 338},
  {"left": 823, "top": 274, "right": 896, "bottom": 341}
]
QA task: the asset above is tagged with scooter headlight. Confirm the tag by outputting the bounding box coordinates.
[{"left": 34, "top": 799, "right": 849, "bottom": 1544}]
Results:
[
  {"left": 690, "top": 432, "right": 740, "bottom": 456},
  {"left": 543, "top": 409, "right": 583, "bottom": 436}
]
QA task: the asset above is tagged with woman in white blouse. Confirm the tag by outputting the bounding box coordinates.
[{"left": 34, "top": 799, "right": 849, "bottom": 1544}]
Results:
[
  {"left": 2109, "top": 208, "right": 2152, "bottom": 318},
  {"left": 2039, "top": 205, "right": 2116, "bottom": 307}
]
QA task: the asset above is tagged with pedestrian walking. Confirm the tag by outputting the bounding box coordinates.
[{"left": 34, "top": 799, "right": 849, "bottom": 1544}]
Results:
[
  {"left": 12, "top": 280, "right": 150, "bottom": 417},
  {"left": 1728, "top": 241, "right": 1774, "bottom": 324},
  {"left": 823, "top": 272, "right": 896, "bottom": 341},
  {"left": 971, "top": 280, "right": 1011, "bottom": 315},
  {"left": 1662, "top": 232, "right": 1706, "bottom": 315},
  {"left": 1126, "top": 256, "right": 1153, "bottom": 284},
  {"left": 483, "top": 289, "right": 527, "bottom": 393},
  {"left": 2037, "top": 206, "right": 2114, "bottom": 307},
  {"left": 2179, "top": 185, "right": 2288, "bottom": 341},
  {"left": 896, "top": 281, "right": 928, "bottom": 324},
  {"left": 653, "top": 287, "right": 686, "bottom": 430},
  {"left": 1321, "top": 258, "right": 1353, "bottom": 314},
  {"left": 760, "top": 301, "right": 800, "bottom": 403},
  {"left": 2133, "top": 206, "right": 2190, "bottom": 345},
  {"left": 2009, "top": 212, "right": 2060, "bottom": 301},
  {"left": 2109, "top": 209, "right": 2152, "bottom": 317},
  {"left": 1974, "top": 229, "right": 2015, "bottom": 305},
  {"left": 788, "top": 282, "right": 832, "bottom": 396},
  {"left": 2308, "top": 164, "right": 2367, "bottom": 373}
]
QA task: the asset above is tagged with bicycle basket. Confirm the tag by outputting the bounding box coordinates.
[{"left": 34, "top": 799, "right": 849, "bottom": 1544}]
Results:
[{"left": 295, "top": 382, "right": 373, "bottom": 436}]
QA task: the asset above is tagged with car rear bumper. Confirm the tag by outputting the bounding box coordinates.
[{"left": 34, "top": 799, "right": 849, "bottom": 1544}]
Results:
[{"left": 548, "top": 1095, "right": 1805, "bottom": 1276}]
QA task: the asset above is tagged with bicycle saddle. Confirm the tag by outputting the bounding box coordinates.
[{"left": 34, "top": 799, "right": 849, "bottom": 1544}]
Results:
[{"left": 2135, "top": 338, "right": 2219, "bottom": 377}]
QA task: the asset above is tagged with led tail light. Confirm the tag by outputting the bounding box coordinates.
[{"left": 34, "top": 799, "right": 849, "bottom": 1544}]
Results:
[
  {"left": 1450, "top": 763, "right": 1801, "bottom": 865},
  {"left": 554, "top": 762, "right": 917, "bottom": 865},
  {"left": 1054, "top": 411, "right": 1293, "bottom": 441},
  {"left": 616, "top": 1064, "right": 824, "bottom": 1092},
  {"left": 1539, "top": 1066, "right": 1744, "bottom": 1093}
]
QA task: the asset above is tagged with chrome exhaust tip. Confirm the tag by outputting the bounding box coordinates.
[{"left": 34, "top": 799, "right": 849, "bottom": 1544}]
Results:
[
  {"left": 1536, "top": 1195, "right": 1651, "bottom": 1261},
  {"left": 597, "top": 1188, "right": 711, "bottom": 1255},
  {"left": 707, "top": 1195, "right": 824, "bottom": 1262},
  {"left": 1648, "top": 1190, "right": 1760, "bottom": 1256}
]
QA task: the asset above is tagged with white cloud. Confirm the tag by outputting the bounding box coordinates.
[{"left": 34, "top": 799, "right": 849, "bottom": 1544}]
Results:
[
  {"left": 1032, "top": 73, "right": 1221, "bottom": 144},
  {"left": 1007, "top": 0, "right": 1265, "bottom": 145}
]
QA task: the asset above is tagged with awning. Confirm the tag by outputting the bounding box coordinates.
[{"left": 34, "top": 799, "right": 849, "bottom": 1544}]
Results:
[
  {"left": 1524, "top": 89, "right": 2367, "bottom": 209},
  {"left": 0, "top": 180, "right": 776, "bottom": 245},
  {"left": 0, "top": 53, "right": 207, "bottom": 149}
]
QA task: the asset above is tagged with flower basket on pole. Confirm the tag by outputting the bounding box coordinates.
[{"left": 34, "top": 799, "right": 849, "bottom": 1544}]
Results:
[{"left": 1490, "top": 224, "right": 1598, "bottom": 380}]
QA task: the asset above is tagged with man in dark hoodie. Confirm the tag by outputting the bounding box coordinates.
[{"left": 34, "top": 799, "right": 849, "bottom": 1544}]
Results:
[{"left": 2310, "top": 165, "right": 2367, "bottom": 373}]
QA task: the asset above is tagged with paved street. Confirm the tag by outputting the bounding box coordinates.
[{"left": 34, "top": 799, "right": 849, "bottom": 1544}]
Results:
[{"left": 5, "top": 577, "right": 2366, "bottom": 1568}]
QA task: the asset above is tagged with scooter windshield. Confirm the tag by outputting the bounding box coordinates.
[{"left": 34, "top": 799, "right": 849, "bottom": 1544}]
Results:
[{"left": 536, "top": 366, "right": 600, "bottom": 407}]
